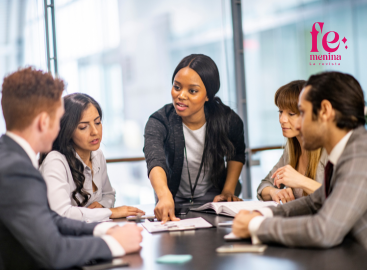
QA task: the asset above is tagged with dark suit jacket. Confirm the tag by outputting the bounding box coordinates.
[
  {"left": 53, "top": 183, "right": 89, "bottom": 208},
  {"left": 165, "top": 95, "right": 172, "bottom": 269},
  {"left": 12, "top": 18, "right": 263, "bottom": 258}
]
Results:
[
  {"left": 0, "top": 135, "right": 112, "bottom": 269},
  {"left": 143, "top": 104, "right": 246, "bottom": 199}
]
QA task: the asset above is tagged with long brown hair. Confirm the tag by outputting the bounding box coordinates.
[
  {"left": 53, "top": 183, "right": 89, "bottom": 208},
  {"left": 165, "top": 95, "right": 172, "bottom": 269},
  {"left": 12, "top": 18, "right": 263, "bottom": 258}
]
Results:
[
  {"left": 275, "top": 80, "right": 322, "bottom": 194},
  {"left": 39, "top": 93, "right": 103, "bottom": 206}
]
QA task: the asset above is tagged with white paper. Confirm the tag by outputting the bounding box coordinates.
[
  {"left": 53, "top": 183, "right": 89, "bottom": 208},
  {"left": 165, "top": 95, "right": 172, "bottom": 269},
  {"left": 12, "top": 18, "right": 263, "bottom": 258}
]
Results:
[
  {"left": 142, "top": 217, "right": 213, "bottom": 233},
  {"left": 220, "top": 201, "right": 277, "bottom": 213},
  {"left": 224, "top": 232, "right": 241, "bottom": 240}
]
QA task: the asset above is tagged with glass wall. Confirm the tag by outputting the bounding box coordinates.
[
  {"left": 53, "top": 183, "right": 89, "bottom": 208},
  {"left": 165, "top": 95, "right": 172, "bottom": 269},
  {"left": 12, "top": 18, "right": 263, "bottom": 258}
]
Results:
[
  {"left": 0, "top": 0, "right": 47, "bottom": 134},
  {"left": 54, "top": 0, "right": 235, "bottom": 205},
  {"left": 242, "top": 0, "right": 367, "bottom": 196},
  {"left": 1, "top": 0, "right": 367, "bottom": 201}
]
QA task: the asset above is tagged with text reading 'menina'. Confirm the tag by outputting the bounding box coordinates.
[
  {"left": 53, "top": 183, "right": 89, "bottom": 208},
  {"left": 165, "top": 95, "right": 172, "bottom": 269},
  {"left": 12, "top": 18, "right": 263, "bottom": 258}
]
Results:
[{"left": 310, "top": 52, "right": 341, "bottom": 61}]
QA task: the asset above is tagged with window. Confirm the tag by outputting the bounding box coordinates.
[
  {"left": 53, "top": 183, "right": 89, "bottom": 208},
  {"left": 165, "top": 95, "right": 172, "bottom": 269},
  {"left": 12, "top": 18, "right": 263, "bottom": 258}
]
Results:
[
  {"left": 242, "top": 0, "right": 367, "bottom": 195},
  {"left": 2, "top": 0, "right": 366, "bottom": 201},
  {"left": 0, "top": 0, "right": 47, "bottom": 134},
  {"left": 55, "top": 0, "right": 236, "bottom": 205}
]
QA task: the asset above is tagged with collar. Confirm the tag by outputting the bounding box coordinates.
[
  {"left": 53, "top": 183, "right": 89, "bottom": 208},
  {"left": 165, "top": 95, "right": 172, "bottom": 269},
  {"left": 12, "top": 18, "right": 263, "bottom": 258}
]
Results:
[
  {"left": 75, "top": 150, "right": 100, "bottom": 173},
  {"left": 5, "top": 131, "right": 39, "bottom": 169},
  {"left": 328, "top": 130, "right": 353, "bottom": 165}
]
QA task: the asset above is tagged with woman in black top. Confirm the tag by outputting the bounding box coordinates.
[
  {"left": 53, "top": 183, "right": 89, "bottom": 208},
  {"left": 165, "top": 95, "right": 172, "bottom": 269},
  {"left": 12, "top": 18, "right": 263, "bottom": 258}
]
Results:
[{"left": 144, "top": 54, "right": 246, "bottom": 222}]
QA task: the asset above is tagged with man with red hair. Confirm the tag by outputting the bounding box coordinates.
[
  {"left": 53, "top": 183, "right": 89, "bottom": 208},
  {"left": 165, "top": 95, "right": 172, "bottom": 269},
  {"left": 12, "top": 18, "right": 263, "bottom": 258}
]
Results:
[{"left": 0, "top": 67, "right": 143, "bottom": 269}]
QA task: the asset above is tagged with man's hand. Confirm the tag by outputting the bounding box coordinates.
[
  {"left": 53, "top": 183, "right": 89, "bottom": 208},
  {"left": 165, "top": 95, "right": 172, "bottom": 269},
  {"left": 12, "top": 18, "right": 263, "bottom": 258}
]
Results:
[
  {"left": 269, "top": 187, "right": 295, "bottom": 203},
  {"left": 154, "top": 195, "right": 180, "bottom": 224},
  {"left": 232, "top": 210, "right": 262, "bottom": 238},
  {"left": 213, "top": 192, "right": 243, "bottom": 202},
  {"left": 106, "top": 223, "right": 143, "bottom": 254},
  {"left": 87, "top": 202, "right": 104, "bottom": 209},
  {"left": 110, "top": 206, "right": 145, "bottom": 218}
]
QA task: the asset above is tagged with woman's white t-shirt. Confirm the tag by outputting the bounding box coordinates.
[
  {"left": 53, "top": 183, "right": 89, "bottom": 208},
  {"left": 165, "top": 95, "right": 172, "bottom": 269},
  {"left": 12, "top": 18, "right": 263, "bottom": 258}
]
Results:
[{"left": 176, "top": 123, "right": 212, "bottom": 198}]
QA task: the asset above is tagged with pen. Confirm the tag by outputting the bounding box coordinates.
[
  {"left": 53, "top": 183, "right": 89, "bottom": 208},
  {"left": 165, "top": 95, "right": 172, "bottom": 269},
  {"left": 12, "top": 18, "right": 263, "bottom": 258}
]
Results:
[
  {"left": 279, "top": 200, "right": 283, "bottom": 205},
  {"left": 218, "top": 222, "right": 233, "bottom": 227},
  {"left": 135, "top": 214, "right": 142, "bottom": 223}
]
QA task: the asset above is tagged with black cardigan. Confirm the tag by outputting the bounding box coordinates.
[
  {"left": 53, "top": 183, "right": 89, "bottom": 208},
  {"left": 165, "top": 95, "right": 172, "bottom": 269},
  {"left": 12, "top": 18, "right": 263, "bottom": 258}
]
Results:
[{"left": 143, "top": 104, "right": 246, "bottom": 199}]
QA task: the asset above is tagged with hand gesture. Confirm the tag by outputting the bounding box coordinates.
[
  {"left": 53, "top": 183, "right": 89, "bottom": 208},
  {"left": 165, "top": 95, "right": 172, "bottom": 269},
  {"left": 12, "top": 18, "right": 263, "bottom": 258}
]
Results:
[
  {"left": 271, "top": 165, "right": 306, "bottom": 189},
  {"left": 154, "top": 195, "right": 180, "bottom": 224}
]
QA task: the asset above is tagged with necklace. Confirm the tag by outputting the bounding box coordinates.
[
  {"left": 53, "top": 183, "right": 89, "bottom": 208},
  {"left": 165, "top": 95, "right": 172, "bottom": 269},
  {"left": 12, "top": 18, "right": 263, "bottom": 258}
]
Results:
[{"left": 183, "top": 134, "right": 205, "bottom": 204}]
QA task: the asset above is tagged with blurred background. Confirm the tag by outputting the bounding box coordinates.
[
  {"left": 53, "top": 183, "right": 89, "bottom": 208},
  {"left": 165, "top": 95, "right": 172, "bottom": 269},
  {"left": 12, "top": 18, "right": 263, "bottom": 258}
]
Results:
[{"left": 0, "top": 0, "right": 366, "bottom": 205}]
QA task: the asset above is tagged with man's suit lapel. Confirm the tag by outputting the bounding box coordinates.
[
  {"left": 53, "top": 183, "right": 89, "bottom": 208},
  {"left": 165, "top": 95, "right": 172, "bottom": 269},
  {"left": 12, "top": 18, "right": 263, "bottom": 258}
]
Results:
[
  {"left": 1, "top": 135, "right": 34, "bottom": 167},
  {"left": 329, "top": 126, "right": 366, "bottom": 193},
  {"left": 328, "top": 167, "right": 336, "bottom": 196}
]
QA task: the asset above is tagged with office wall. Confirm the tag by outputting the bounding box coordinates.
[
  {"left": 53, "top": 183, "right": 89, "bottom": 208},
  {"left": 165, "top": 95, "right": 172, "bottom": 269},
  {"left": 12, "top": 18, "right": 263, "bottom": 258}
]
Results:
[{"left": 0, "top": 0, "right": 46, "bottom": 133}]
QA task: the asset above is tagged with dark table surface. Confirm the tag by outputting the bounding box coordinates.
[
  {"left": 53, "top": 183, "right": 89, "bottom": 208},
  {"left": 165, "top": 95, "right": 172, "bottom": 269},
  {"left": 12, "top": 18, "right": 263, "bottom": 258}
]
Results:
[{"left": 108, "top": 204, "right": 367, "bottom": 270}]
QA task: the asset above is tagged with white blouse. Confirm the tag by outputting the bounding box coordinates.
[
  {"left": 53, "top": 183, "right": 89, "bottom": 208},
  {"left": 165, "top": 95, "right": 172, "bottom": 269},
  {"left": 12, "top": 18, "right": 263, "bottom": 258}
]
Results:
[{"left": 39, "top": 149, "right": 115, "bottom": 223}]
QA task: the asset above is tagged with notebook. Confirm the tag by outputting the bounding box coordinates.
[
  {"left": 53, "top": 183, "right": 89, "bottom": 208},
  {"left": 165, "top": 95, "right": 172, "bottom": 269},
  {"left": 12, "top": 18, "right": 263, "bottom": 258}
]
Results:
[
  {"left": 190, "top": 201, "right": 277, "bottom": 217},
  {"left": 142, "top": 217, "right": 213, "bottom": 233}
]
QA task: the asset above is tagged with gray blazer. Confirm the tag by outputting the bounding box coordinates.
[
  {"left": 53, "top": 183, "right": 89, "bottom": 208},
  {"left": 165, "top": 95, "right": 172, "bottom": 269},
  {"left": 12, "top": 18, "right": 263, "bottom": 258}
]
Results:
[
  {"left": 257, "top": 146, "right": 328, "bottom": 200},
  {"left": 256, "top": 126, "right": 367, "bottom": 249},
  {"left": 0, "top": 135, "right": 112, "bottom": 270}
]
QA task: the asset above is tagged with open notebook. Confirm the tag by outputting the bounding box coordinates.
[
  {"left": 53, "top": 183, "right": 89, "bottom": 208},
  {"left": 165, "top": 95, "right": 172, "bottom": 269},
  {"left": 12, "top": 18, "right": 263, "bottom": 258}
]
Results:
[{"left": 190, "top": 201, "right": 277, "bottom": 217}]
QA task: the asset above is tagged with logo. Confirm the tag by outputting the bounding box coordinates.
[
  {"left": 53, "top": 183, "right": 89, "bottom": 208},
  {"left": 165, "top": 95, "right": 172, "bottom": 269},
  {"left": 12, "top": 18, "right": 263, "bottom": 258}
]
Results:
[{"left": 309, "top": 22, "right": 347, "bottom": 66}]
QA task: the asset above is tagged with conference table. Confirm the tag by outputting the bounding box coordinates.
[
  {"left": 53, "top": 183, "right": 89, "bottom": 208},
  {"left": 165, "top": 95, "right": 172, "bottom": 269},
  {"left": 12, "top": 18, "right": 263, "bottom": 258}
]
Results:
[{"left": 104, "top": 204, "right": 367, "bottom": 270}]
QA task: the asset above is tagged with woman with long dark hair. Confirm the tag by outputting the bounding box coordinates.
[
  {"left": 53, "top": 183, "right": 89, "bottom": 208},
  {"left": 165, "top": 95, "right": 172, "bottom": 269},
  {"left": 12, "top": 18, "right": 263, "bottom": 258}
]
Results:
[
  {"left": 144, "top": 54, "right": 246, "bottom": 222},
  {"left": 40, "top": 93, "right": 144, "bottom": 222},
  {"left": 257, "top": 80, "right": 328, "bottom": 203}
]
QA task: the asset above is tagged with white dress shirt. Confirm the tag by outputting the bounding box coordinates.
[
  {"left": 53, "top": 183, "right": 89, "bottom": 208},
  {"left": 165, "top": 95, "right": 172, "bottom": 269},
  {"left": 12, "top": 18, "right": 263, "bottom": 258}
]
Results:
[
  {"left": 39, "top": 149, "right": 115, "bottom": 223},
  {"left": 328, "top": 130, "right": 353, "bottom": 165},
  {"left": 5, "top": 131, "right": 125, "bottom": 257},
  {"left": 248, "top": 130, "right": 353, "bottom": 244}
]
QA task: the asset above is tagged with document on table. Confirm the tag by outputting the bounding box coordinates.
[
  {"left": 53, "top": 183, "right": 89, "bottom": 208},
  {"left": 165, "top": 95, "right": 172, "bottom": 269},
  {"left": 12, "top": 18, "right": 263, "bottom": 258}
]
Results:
[
  {"left": 190, "top": 201, "right": 278, "bottom": 217},
  {"left": 142, "top": 217, "right": 213, "bottom": 233}
]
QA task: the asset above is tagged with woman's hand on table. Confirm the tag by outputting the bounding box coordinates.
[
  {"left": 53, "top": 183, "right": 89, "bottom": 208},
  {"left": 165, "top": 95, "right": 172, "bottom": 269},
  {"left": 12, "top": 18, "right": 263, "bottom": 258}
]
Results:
[
  {"left": 271, "top": 165, "right": 307, "bottom": 189},
  {"left": 213, "top": 192, "right": 243, "bottom": 202},
  {"left": 269, "top": 187, "right": 295, "bottom": 203},
  {"left": 110, "top": 206, "right": 145, "bottom": 218},
  {"left": 154, "top": 195, "right": 180, "bottom": 224}
]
